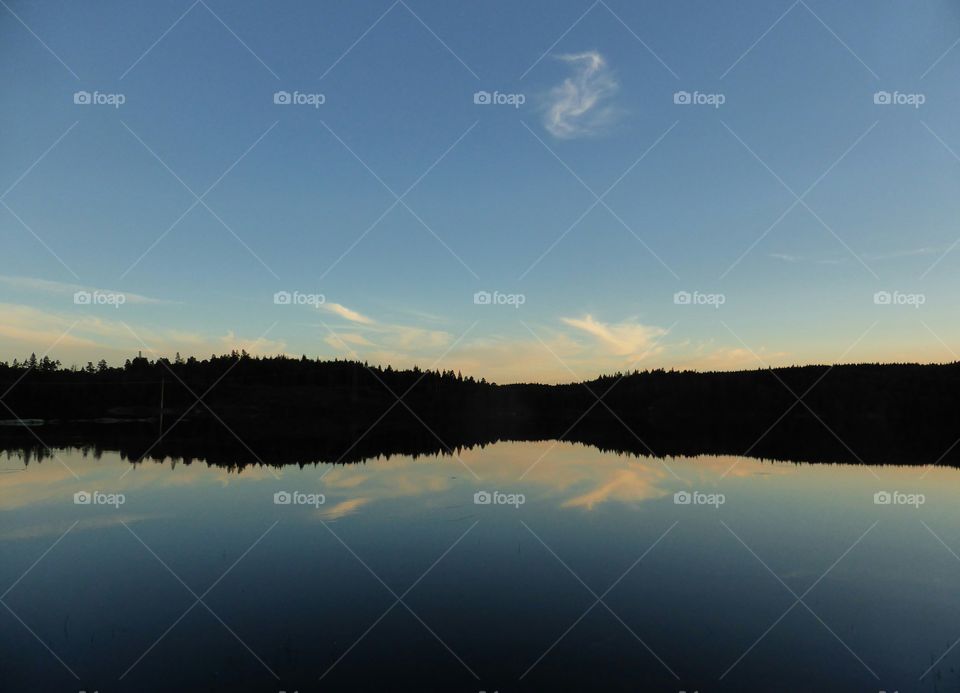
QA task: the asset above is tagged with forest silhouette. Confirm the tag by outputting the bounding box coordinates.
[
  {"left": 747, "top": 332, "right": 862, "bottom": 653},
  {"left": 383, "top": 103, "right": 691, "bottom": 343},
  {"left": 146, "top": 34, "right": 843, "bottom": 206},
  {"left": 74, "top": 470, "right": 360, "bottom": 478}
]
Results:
[{"left": 2, "top": 351, "right": 959, "bottom": 469}]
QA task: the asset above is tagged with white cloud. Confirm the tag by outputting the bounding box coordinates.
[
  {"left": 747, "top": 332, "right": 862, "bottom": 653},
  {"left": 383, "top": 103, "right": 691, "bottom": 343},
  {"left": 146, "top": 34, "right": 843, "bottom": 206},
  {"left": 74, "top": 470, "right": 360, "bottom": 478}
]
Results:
[
  {"left": 0, "top": 275, "right": 169, "bottom": 304},
  {"left": 319, "top": 304, "right": 453, "bottom": 365},
  {"left": 561, "top": 314, "right": 666, "bottom": 359},
  {"left": 544, "top": 51, "right": 619, "bottom": 139},
  {"left": 0, "top": 303, "right": 285, "bottom": 363},
  {"left": 321, "top": 302, "right": 374, "bottom": 324}
]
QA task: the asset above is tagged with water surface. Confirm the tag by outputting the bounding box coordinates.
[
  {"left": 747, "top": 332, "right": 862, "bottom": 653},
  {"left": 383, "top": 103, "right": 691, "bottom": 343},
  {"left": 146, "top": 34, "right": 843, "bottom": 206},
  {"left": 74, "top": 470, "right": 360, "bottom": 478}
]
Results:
[{"left": 2, "top": 442, "right": 957, "bottom": 691}]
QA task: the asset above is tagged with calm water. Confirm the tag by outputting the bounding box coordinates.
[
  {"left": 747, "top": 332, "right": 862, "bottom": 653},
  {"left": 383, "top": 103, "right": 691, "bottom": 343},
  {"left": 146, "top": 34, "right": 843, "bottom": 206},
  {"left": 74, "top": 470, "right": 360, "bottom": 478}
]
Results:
[{"left": 2, "top": 441, "right": 959, "bottom": 692}]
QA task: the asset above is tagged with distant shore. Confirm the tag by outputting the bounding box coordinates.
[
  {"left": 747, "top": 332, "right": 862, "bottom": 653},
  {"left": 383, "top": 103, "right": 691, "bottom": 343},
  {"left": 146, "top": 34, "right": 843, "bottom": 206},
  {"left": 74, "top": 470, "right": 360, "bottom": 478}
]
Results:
[{"left": 1, "top": 354, "right": 958, "bottom": 468}]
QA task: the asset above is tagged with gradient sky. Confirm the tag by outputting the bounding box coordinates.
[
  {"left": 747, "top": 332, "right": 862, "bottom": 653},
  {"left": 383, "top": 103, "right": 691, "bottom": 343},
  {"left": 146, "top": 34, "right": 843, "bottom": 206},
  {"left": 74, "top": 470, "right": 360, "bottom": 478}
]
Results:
[{"left": 2, "top": 0, "right": 960, "bottom": 383}]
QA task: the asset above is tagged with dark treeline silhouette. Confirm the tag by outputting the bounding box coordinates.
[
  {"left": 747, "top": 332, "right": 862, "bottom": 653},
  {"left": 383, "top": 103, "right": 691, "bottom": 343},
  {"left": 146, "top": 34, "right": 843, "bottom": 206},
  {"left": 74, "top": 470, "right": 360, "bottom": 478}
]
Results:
[{"left": 2, "top": 352, "right": 960, "bottom": 469}]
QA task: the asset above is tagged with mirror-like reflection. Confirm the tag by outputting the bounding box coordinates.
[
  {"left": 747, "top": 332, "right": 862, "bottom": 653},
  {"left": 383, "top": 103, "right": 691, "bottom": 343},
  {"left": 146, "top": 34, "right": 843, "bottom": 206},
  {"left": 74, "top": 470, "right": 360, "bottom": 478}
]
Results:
[{"left": 2, "top": 442, "right": 957, "bottom": 691}]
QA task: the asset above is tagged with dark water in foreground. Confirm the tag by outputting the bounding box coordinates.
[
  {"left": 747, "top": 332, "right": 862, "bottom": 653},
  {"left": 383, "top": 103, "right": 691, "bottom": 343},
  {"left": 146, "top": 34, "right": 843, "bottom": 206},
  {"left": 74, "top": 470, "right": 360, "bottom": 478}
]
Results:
[{"left": 2, "top": 441, "right": 959, "bottom": 692}]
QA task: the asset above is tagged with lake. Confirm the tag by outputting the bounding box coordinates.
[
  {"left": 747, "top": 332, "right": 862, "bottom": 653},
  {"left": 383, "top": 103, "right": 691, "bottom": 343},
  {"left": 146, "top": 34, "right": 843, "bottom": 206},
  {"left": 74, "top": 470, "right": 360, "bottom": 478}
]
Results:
[{"left": 1, "top": 441, "right": 957, "bottom": 691}]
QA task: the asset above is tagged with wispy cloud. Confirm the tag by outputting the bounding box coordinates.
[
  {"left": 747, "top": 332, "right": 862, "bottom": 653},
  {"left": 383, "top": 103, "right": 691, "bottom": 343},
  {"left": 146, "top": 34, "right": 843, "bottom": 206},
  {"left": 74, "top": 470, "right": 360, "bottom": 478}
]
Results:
[
  {"left": 770, "top": 246, "right": 944, "bottom": 266},
  {"left": 561, "top": 314, "right": 665, "bottom": 359},
  {"left": 543, "top": 51, "right": 619, "bottom": 139},
  {"left": 320, "top": 303, "right": 452, "bottom": 362},
  {"left": 865, "top": 246, "right": 943, "bottom": 261},
  {"left": 0, "top": 303, "right": 285, "bottom": 363},
  {"left": 318, "top": 497, "right": 370, "bottom": 519},
  {"left": 0, "top": 275, "right": 170, "bottom": 304},
  {"left": 322, "top": 302, "right": 374, "bottom": 324},
  {"left": 768, "top": 253, "right": 802, "bottom": 263}
]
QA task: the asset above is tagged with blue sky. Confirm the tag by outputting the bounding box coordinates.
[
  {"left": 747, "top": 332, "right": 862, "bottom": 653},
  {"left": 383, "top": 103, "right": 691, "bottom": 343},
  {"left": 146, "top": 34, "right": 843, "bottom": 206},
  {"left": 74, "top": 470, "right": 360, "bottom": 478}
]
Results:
[{"left": 2, "top": 0, "right": 960, "bottom": 382}]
